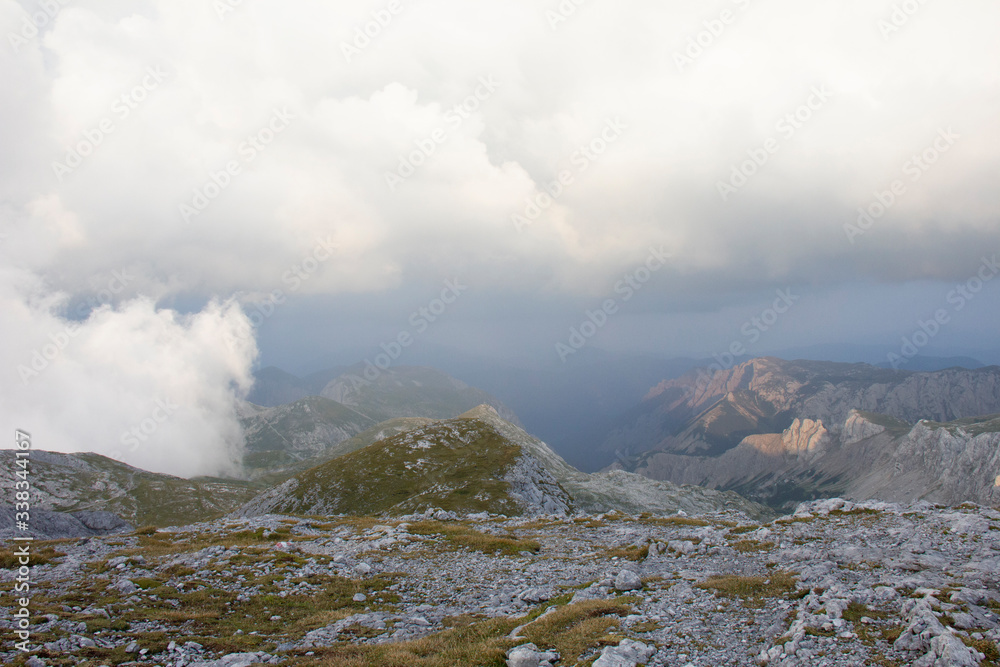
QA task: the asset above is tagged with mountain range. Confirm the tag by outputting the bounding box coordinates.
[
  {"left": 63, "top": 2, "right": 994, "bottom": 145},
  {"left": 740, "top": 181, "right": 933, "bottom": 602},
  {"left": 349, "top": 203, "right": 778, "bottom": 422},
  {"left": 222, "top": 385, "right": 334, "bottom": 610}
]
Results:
[
  {"left": 239, "top": 365, "right": 518, "bottom": 479},
  {"left": 11, "top": 356, "right": 1000, "bottom": 538},
  {"left": 0, "top": 450, "right": 261, "bottom": 532},
  {"left": 236, "top": 404, "right": 769, "bottom": 520},
  {"left": 603, "top": 357, "right": 1000, "bottom": 509}
]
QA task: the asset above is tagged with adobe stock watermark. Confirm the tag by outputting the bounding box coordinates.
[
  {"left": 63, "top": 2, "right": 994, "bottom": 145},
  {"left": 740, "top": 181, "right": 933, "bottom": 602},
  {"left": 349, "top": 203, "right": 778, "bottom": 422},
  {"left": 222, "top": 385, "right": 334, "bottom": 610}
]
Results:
[
  {"left": 886, "top": 254, "right": 998, "bottom": 369},
  {"left": 555, "top": 246, "right": 671, "bottom": 362},
  {"left": 717, "top": 86, "right": 834, "bottom": 201},
  {"left": 545, "top": 0, "right": 591, "bottom": 31},
  {"left": 224, "top": 236, "right": 337, "bottom": 350},
  {"left": 844, "top": 127, "right": 959, "bottom": 244},
  {"left": 384, "top": 76, "right": 500, "bottom": 192},
  {"left": 705, "top": 288, "right": 800, "bottom": 372},
  {"left": 11, "top": 429, "right": 34, "bottom": 653},
  {"left": 673, "top": 0, "right": 753, "bottom": 73},
  {"left": 74, "top": 268, "right": 135, "bottom": 318},
  {"left": 15, "top": 322, "right": 81, "bottom": 385},
  {"left": 17, "top": 267, "right": 135, "bottom": 383},
  {"left": 341, "top": 0, "right": 411, "bottom": 63},
  {"left": 111, "top": 397, "right": 180, "bottom": 460},
  {"left": 179, "top": 107, "right": 295, "bottom": 223},
  {"left": 684, "top": 288, "right": 801, "bottom": 400},
  {"left": 7, "top": 0, "right": 71, "bottom": 54},
  {"left": 877, "top": 0, "right": 930, "bottom": 40},
  {"left": 52, "top": 66, "right": 169, "bottom": 182},
  {"left": 344, "top": 278, "right": 468, "bottom": 386},
  {"left": 512, "top": 117, "right": 628, "bottom": 233},
  {"left": 18, "top": 279, "right": 125, "bottom": 384},
  {"left": 214, "top": 0, "right": 246, "bottom": 21}
]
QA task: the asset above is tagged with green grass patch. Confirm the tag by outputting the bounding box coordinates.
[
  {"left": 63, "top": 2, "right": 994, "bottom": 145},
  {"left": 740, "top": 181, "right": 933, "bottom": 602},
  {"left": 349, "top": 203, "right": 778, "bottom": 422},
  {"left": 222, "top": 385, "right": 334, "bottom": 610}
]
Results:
[
  {"left": 408, "top": 521, "right": 540, "bottom": 556},
  {"left": 728, "top": 525, "right": 760, "bottom": 535},
  {"left": 0, "top": 544, "right": 65, "bottom": 568},
  {"left": 695, "top": 571, "right": 799, "bottom": 608},
  {"left": 730, "top": 539, "right": 775, "bottom": 553},
  {"left": 520, "top": 598, "right": 635, "bottom": 664},
  {"left": 640, "top": 516, "right": 710, "bottom": 527},
  {"left": 604, "top": 544, "right": 649, "bottom": 562},
  {"left": 842, "top": 602, "right": 888, "bottom": 623},
  {"left": 282, "top": 419, "right": 530, "bottom": 517},
  {"left": 285, "top": 615, "right": 519, "bottom": 666},
  {"left": 961, "top": 636, "right": 999, "bottom": 664}
]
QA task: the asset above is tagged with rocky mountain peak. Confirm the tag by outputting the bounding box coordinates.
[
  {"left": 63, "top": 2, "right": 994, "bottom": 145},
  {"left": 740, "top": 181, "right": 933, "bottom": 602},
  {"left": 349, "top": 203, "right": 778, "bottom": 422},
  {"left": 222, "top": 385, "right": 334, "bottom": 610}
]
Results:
[
  {"left": 842, "top": 410, "right": 889, "bottom": 445},
  {"left": 457, "top": 403, "right": 501, "bottom": 421},
  {"left": 235, "top": 407, "right": 770, "bottom": 520},
  {"left": 780, "top": 418, "right": 831, "bottom": 457}
]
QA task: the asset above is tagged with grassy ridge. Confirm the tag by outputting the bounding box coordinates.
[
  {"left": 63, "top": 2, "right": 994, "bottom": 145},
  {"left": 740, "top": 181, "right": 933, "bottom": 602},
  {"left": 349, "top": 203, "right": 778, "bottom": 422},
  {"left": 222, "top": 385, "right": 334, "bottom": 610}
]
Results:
[{"left": 279, "top": 419, "right": 527, "bottom": 516}]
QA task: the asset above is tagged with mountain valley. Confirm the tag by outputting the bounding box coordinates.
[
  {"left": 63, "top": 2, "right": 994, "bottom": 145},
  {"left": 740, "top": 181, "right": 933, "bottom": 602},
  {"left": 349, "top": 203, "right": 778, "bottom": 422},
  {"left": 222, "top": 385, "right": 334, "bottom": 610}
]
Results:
[{"left": 4, "top": 356, "right": 1000, "bottom": 666}]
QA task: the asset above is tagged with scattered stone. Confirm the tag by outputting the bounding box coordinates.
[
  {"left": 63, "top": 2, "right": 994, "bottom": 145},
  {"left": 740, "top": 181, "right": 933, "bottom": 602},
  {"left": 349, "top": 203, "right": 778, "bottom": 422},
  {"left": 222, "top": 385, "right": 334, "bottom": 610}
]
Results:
[
  {"left": 592, "top": 638, "right": 656, "bottom": 666},
  {"left": 518, "top": 587, "right": 555, "bottom": 603},
  {"left": 4, "top": 501, "right": 1000, "bottom": 666},
  {"left": 506, "top": 643, "right": 559, "bottom": 667},
  {"left": 614, "top": 570, "right": 643, "bottom": 591}
]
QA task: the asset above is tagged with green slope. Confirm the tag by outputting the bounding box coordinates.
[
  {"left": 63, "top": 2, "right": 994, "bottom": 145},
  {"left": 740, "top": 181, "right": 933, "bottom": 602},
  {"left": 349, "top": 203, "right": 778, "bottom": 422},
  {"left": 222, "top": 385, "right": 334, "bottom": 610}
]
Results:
[
  {"left": 0, "top": 450, "right": 262, "bottom": 528},
  {"left": 248, "top": 418, "right": 530, "bottom": 517}
]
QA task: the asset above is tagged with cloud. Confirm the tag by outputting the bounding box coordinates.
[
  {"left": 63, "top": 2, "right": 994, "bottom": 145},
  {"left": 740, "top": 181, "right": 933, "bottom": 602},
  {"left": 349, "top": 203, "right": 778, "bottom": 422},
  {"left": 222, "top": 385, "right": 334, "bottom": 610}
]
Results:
[
  {"left": 1, "top": 0, "right": 999, "bottom": 469},
  {"left": 0, "top": 0, "right": 993, "bottom": 300},
  {"left": 0, "top": 266, "right": 257, "bottom": 478}
]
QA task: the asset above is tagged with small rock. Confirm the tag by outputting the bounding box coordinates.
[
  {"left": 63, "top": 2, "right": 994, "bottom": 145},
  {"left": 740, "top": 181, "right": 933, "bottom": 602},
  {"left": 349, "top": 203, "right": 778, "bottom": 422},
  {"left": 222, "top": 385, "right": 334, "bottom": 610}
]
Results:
[
  {"left": 353, "top": 593, "right": 367, "bottom": 602},
  {"left": 519, "top": 587, "right": 555, "bottom": 603},
  {"left": 112, "top": 579, "right": 139, "bottom": 595},
  {"left": 506, "top": 643, "right": 559, "bottom": 667},
  {"left": 592, "top": 638, "right": 656, "bottom": 666},
  {"left": 952, "top": 612, "right": 976, "bottom": 629},
  {"left": 614, "top": 570, "right": 643, "bottom": 592}
]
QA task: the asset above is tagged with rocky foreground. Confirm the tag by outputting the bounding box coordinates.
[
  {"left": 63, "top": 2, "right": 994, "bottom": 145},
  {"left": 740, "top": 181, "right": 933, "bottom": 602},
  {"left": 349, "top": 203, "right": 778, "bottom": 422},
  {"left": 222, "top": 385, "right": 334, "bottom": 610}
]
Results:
[{"left": 2, "top": 499, "right": 999, "bottom": 666}]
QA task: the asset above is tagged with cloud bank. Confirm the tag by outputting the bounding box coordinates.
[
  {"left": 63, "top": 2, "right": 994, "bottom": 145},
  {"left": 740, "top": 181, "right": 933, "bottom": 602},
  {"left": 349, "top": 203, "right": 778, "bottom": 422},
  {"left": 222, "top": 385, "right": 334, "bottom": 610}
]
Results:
[
  {"left": 1, "top": 0, "right": 998, "bottom": 473},
  {"left": 0, "top": 267, "right": 256, "bottom": 477}
]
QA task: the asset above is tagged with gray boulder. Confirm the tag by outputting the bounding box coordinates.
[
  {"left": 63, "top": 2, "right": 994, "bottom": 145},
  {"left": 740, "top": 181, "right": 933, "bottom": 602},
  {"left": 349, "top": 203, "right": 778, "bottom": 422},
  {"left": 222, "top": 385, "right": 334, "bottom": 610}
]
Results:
[
  {"left": 614, "top": 570, "right": 643, "bottom": 591},
  {"left": 592, "top": 638, "right": 656, "bottom": 666},
  {"left": 0, "top": 507, "right": 132, "bottom": 540}
]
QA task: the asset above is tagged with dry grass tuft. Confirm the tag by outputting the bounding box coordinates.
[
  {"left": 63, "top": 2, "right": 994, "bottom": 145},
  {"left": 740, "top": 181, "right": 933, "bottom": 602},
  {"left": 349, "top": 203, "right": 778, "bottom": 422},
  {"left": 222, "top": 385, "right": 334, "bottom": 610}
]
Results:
[
  {"left": 408, "top": 521, "right": 540, "bottom": 556},
  {"left": 287, "top": 616, "right": 519, "bottom": 666},
  {"left": 640, "top": 516, "right": 710, "bottom": 528},
  {"left": 604, "top": 544, "right": 649, "bottom": 562},
  {"left": 729, "top": 539, "right": 775, "bottom": 553},
  {"left": 695, "top": 571, "right": 798, "bottom": 608},
  {"left": 520, "top": 598, "right": 635, "bottom": 664}
]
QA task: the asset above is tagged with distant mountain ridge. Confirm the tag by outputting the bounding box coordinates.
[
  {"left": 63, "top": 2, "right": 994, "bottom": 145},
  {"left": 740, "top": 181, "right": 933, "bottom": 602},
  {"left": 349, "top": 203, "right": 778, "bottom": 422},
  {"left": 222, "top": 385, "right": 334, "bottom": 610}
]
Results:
[
  {"left": 0, "top": 450, "right": 261, "bottom": 527},
  {"left": 240, "top": 365, "right": 521, "bottom": 479},
  {"left": 246, "top": 366, "right": 346, "bottom": 406},
  {"left": 240, "top": 396, "right": 378, "bottom": 472},
  {"left": 601, "top": 357, "right": 1000, "bottom": 510},
  {"left": 626, "top": 410, "right": 1000, "bottom": 510},
  {"left": 601, "top": 357, "right": 1000, "bottom": 462},
  {"left": 319, "top": 365, "right": 522, "bottom": 425},
  {"left": 248, "top": 364, "right": 520, "bottom": 424},
  {"left": 236, "top": 405, "right": 771, "bottom": 520}
]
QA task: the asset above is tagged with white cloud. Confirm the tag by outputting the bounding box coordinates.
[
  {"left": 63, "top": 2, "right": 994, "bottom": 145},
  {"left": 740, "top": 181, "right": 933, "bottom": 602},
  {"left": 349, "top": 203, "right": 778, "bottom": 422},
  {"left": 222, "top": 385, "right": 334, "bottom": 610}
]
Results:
[
  {"left": 1, "top": 0, "right": 999, "bottom": 472},
  {"left": 0, "top": 266, "right": 257, "bottom": 477},
  {"left": 0, "top": 0, "right": 996, "bottom": 297}
]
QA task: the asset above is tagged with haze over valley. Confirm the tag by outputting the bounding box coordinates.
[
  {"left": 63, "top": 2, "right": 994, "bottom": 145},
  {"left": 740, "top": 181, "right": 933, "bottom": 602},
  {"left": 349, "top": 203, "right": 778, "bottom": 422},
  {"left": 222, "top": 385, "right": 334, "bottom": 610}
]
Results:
[{"left": 2, "top": 1, "right": 1000, "bottom": 665}]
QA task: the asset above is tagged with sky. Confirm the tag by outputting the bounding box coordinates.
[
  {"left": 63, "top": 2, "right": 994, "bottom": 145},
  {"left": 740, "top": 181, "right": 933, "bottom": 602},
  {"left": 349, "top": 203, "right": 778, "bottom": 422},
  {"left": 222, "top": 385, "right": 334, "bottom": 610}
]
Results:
[{"left": 1, "top": 0, "right": 998, "bottom": 476}]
